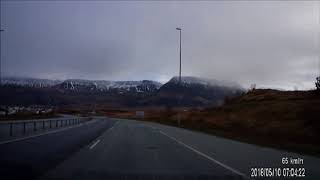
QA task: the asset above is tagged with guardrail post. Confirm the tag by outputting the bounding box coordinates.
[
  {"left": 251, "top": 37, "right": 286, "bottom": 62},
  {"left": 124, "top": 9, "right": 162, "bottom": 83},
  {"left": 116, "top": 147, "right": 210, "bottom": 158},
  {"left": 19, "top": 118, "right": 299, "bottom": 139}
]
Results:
[
  {"left": 50, "top": 120, "right": 52, "bottom": 129},
  {"left": 34, "top": 122, "right": 36, "bottom": 131},
  {"left": 42, "top": 121, "right": 45, "bottom": 130},
  {"left": 23, "top": 122, "right": 26, "bottom": 134},
  {"left": 56, "top": 120, "right": 58, "bottom": 127},
  {"left": 10, "top": 123, "right": 13, "bottom": 136}
]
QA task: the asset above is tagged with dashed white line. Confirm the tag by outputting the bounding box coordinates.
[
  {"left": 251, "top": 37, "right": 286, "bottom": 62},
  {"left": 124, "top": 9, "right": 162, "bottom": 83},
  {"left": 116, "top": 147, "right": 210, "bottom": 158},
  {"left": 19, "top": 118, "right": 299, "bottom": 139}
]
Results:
[
  {"left": 89, "top": 139, "right": 101, "bottom": 149},
  {"left": 88, "top": 122, "right": 117, "bottom": 150},
  {"left": 158, "top": 130, "right": 251, "bottom": 179}
]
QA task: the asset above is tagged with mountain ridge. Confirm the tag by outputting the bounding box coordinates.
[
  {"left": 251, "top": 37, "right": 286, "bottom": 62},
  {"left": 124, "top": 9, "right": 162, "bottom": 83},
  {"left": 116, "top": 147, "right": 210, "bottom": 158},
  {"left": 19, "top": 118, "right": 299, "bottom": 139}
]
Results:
[
  {"left": 1, "top": 76, "right": 245, "bottom": 108},
  {"left": 2, "top": 77, "right": 163, "bottom": 93}
]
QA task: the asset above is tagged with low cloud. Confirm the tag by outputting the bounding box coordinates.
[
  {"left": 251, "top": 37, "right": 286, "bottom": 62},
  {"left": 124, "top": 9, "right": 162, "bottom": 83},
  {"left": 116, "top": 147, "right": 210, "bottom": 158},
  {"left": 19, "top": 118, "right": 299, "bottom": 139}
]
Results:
[{"left": 1, "top": 1, "right": 319, "bottom": 90}]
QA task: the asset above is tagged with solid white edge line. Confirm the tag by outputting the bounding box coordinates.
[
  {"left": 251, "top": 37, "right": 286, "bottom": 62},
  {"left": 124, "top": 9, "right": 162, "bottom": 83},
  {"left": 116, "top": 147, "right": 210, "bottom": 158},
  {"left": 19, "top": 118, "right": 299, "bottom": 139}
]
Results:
[
  {"left": 0, "top": 120, "right": 96, "bottom": 145},
  {"left": 89, "top": 139, "right": 101, "bottom": 149},
  {"left": 159, "top": 130, "right": 251, "bottom": 180}
]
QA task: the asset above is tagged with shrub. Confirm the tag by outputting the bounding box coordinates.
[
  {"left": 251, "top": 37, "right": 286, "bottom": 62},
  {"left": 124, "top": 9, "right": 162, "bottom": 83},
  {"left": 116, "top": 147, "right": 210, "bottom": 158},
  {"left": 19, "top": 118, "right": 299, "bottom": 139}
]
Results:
[{"left": 316, "top": 76, "right": 320, "bottom": 91}]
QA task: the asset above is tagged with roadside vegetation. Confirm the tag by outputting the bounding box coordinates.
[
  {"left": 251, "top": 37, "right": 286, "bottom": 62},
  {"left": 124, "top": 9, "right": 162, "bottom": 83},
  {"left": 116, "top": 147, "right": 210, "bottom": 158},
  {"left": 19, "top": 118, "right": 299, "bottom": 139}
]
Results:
[{"left": 105, "top": 89, "right": 320, "bottom": 156}]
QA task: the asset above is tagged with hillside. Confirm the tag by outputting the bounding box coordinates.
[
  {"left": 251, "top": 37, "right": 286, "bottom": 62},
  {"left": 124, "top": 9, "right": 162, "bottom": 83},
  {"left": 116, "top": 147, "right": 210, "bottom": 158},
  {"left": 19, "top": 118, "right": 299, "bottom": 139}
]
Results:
[
  {"left": 110, "top": 89, "right": 320, "bottom": 155},
  {"left": 187, "top": 89, "right": 320, "bottom": 148}
]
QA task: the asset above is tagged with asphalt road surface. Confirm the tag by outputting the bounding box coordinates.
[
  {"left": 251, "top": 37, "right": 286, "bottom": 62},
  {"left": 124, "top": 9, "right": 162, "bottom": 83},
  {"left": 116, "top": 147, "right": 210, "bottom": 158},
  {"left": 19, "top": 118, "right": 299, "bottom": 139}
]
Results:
[
  {"left": 0, "top": 118, "right": 116, "bottom": 180},
  {"left": 1, "top": 118, "right": 319, "bottom": 180}
]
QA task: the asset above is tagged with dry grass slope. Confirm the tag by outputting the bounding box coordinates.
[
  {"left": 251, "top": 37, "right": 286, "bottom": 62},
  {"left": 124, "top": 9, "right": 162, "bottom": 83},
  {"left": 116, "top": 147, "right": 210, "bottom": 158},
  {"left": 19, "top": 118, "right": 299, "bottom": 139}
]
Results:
[{"left": 106, "top": 89, "right": 320, "bottom": 156}]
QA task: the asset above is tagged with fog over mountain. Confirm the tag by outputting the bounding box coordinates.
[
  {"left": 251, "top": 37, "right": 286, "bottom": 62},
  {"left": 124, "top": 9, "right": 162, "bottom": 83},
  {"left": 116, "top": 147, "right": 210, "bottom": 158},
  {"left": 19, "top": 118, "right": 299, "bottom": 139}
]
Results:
[
  {"left": 1, "top": 1, "right": 319, "bottom": 90},
  {"left": 0, "top": 76, "right": 244, "bottom": 107}
]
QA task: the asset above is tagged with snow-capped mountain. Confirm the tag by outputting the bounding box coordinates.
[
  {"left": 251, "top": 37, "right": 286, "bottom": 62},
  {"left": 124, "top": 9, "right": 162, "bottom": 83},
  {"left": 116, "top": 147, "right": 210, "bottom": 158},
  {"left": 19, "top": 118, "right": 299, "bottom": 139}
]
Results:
[
  {"left": 2, "top": 77, "right": 62, "bottom": 88},
  {"left": 2, "top": 77, "right": 162, "bottom": 93},
  {"left": 58, "top": 79, "right": 162, "bottom": 93},
  {"left": 1, "top": 76, "right": 244, "bottom": 107}
]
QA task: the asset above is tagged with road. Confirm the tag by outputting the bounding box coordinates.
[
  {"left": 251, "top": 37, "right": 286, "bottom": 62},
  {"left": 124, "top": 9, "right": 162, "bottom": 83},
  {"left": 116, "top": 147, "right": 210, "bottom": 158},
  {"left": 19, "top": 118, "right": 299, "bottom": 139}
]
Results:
[
  {"left": 1, "top": 118, "right": 319, "bottom": 180},
  {"left": 0, "top": 118, "right": 116, "bottom": 180}
]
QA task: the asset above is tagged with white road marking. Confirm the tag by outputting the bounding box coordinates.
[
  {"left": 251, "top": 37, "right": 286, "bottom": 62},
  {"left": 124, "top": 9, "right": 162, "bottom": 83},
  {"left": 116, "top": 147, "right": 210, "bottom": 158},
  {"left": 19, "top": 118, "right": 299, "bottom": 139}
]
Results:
[
  {"left": 159, "top": 130, "right": 251, "bottom": 179},
  {"left": 88, "top": 122, "right": 117, "bottom": 149},
  {"left": 0, "top": 120, "right": 96, "bottom": 145},
  {"left": 89, "top": 139, "right": 101, "bottom": 149}
]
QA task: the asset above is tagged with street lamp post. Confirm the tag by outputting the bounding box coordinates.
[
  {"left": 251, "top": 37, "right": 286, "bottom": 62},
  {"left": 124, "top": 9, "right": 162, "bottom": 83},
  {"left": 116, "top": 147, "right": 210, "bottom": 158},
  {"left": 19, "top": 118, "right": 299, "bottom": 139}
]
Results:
[
  {"left": 176, "top": 27, "right": 182, "bottom": 83},
  {"left": 0, "top": 29, "right": 4, "bottom": 86},
  {"left": 176, "top": 27, "right": 182, "bottom": 127}
]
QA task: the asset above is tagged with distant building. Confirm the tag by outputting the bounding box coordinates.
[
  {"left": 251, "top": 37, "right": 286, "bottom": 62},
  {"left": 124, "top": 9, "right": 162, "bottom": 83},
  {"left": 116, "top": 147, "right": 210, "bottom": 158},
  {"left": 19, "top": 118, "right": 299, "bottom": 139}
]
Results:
[{"left": 135, "top": 111, "right": 145, "bottom": 118}]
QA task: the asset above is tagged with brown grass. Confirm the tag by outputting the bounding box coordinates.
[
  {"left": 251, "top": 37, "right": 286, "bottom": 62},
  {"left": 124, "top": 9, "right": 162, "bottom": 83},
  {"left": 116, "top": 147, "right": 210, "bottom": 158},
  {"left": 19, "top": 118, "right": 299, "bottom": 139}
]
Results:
[{"left": 106, "top": 89, "right": 320, "bottom": 156}]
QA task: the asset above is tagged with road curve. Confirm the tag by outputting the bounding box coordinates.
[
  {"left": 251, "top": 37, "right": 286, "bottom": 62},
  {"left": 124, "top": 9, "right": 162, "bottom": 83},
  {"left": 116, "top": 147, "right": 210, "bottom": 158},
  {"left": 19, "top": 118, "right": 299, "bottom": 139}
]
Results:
[{"left": 1, "top": 118, "right": 319, "bottom": 180}]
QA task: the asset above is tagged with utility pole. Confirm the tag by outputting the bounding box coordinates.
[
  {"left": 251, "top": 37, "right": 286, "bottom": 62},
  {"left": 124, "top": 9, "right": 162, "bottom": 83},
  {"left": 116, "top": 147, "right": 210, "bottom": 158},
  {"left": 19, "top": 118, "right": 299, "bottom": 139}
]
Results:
[
  {"left": 318, "top": 1, "right": 320, "bottom": 78},
  {"left": 176, "top": 27, "right": 182, "bottom": 126}
]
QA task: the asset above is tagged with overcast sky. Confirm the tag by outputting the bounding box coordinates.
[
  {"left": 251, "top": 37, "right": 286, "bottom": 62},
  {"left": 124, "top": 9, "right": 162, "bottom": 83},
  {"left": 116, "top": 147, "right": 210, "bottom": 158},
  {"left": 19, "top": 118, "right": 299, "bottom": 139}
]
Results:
[{"left": 1, "top": 1, "right": 319, "bottom": 90}]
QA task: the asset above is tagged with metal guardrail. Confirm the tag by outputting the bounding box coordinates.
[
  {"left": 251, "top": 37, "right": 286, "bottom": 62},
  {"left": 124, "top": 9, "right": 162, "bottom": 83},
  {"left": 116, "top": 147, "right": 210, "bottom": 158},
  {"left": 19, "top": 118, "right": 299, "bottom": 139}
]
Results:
[{"left": 0, "top": 117, "right": 91, "bottom": 139}]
